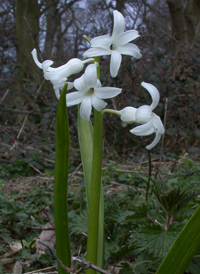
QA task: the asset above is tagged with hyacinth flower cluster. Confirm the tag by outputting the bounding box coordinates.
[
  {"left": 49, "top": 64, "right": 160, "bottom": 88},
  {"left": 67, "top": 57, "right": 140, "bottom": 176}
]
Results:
[{"left": 32, "top": 10, "right": 164, "bottom": 150}]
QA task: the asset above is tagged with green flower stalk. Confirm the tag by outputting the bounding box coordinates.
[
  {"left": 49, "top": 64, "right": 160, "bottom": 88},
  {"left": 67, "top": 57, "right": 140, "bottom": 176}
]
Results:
[
  {"left": 86, "top": 108, "right": 103, "bottom": 274},
  {"left": 78, "top": 107, "right": 105, "bottom": 269},
  {"left": 85, "top": 57, "right": 104, "bottom": 274}
]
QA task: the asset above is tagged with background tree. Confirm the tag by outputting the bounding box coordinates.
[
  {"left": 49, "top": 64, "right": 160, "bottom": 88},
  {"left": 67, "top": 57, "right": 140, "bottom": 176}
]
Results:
[
  {"left": 0, "top": 0, "right": 199, "bottom": 159},
  {"left": 166, "top": 0, "right": 200, "bottom": 48},
  {"left": 15, "top": 0, "right": 40, "bottom": 90}
]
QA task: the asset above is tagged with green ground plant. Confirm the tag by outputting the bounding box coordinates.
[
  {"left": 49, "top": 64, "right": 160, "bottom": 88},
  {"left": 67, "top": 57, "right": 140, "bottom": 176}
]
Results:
[{"left": 1, "top": 158, "right": 200, "bottom": 273}]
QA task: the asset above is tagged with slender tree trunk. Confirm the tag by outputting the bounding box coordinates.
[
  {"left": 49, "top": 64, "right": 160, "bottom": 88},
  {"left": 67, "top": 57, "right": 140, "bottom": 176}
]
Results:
[
  {"left": 43, "top": 0, "right": 60, "bottom": 59},
  {"left": 115, "top": 0, "right": 126, "bottom": 14},
  {"left": 166, "top": 0, "right": 200, "bottom": 48},
  {"left": 166, "top": 0, "right": 186, "bottom": 50},
  {"left": 15, "top": 0, "right": 40, "bottom": 91},
  {"left": 184, "top": 0, "right": 200, "bottom": 44}
]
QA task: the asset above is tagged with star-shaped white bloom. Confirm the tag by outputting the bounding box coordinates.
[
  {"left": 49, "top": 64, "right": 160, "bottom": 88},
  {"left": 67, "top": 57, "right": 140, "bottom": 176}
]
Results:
[
  {"left": 83, "top": 10, "right": 142, "bottom": 78},
  {"left": 66, "top": 63, "right": 122, "bottom": 121},
  {"left": 120, "top": 82, "right": 164, "bottom": 150},
  {"left": 31, "top": 48, "right": 90, "bottom": 99}
]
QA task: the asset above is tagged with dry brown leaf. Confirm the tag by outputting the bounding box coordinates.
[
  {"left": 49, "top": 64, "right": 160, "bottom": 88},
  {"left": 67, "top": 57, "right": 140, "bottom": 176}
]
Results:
[
  {"left": 13, "top": 261, "right": 22, "bottom": 274},
  {"left": 36, "top": 225, "right": 56, "bottom": 251}
]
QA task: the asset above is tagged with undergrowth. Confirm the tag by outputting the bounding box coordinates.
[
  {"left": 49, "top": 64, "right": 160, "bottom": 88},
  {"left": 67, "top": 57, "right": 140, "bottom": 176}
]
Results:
[{"left": 0, "top": 157, "right": 200, "bottom": 273}]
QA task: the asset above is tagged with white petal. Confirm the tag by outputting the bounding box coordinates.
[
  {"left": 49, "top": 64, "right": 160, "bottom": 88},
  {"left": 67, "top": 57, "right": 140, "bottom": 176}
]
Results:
[
  {"left": 53, "top": 81, "right": 64, "bottom": 91},
  {"left": 54, "top": 82, "right": 73, "bottom": 92},
  {"left": 146, "top": 132, "right": 162, "bottom": 150},
  {"left": 42, "top": 60, "right": 54, "bottom": 80},
  {"left": 66, "top": 92, "right": 84, "bottom": 107},
  {"left": 130, "top": 120, "right": 154, "bottom": 136},
  {"left": 135, "top": 105, "right": 152, "bottom": 124},
  {"left": 55, "top": 58, "right": 84, "bottom": 78},
  {"left": 112, "top": 10, "right": 125, "bottom": 39},
  {"left": 67, "top": 82, "right": 74, "bottom": 90},
  {"left": 74, "top": 74, "right": 88, "bottom": 91},
  {"left": 110, "top": 50, "right": 122, "bottom": 77},
  {"left": 55, "top": 88, "right": 60, "bottom": 100},
  {"left": 83, "top": 47, "right": 111, "bottom": 57},
  {"left": 120, "top": 106, "right": 137, "bottom": 124},
  {"left": 31, "top": 49, "right": 42, "bottom": 69},
  {"left": 50, "top": 74, "right": 66, "bottom": 85},
  {"left": 121, "top": 122, "right": 128, "bottom": 127},
  {"left": 90, "top": 35, "right": 111, "bottom": 49},
  {"left": 117, "top": 43, "right": 142, "bottom": 59},
  {"left": 152, "top": 113, "right": 165, "bottom": 134},
  {"left": 84, "top": 63, "right": 98, "bottom": 88},
  {"left": 80, "top": 96, "right": 92, "bottom": 121},
  {"left": 54, "top": 82, "right": 73, "bottom": 98},
  {"left": 117, "top": 30, "right": 140, "bottom": 46},
  {"left": 141, "top": 82, "right": 160, "bottom": 110},
  {"left": 95, "top": 87, "right": 122, "bottom": 99},
  {"left": 53, "top": 82, "right": 65, "bottom": 96},
  {"left": 42, "top": 60, "right": 54, "bottom": 71},
  {"left": 97, "top": 79, "right": 102, "bottom": 88},
  {"left": 91, "top": 95, "right": 107, "bottom": 111}
]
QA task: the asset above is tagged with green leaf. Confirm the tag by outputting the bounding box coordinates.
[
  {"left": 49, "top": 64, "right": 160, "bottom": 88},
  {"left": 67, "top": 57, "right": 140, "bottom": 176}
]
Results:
[
  {"left": 186, "top": 257, "right": 200, "bottom": 274},
  {"left": 111, "top": 209, "right": 135, "bottom": 224},
  {"left": 110, "top": 242, "right": 137, "bottom": 263},
  {"left": 156, "top": 206, "right": 200, "bottom": 274},
  {"left": 54, "top": 84, "right": 71, "bottom": 273},
  {"left": 135, "top": 223, "right": 181, "bottom": 258},
  {"left": 184, "top": 158, "right": 193, "bottom": 169},
  {"left": 69, "top": 211, "right": 88, "bottom": 235}
]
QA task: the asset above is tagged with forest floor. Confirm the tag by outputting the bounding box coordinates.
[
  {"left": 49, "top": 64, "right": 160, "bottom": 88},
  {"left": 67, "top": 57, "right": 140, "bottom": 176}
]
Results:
[{"left": 1, "top": 145, "right": 200, "bottom": 273}]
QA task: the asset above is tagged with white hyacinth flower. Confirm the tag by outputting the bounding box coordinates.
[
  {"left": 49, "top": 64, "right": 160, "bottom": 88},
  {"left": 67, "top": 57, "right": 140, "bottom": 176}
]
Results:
[
  {"left": 83, "top": 10, "right": 141, "bottom": 78},
  {"left": 120, "top": 82, "right": 164, "bottom": 150},
  {"left": 66, "top": 63, "right": 122, "bottom": 121},
  {"left": 31, "top": 48, "right": 92, "bottom": 99}
]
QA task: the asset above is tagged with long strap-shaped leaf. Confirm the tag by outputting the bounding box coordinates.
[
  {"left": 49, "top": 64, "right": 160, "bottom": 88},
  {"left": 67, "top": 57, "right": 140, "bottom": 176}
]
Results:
[
  {"left": 156, "top": 206, "right": 200, "bottom": 274},
  {"left": 54, "top": 84, "right": 71, "bottom": 274}
]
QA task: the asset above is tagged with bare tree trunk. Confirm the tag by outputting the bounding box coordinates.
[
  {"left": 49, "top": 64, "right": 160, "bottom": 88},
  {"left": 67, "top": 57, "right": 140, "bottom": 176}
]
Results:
[
  {"left": 184, "top": 0, "right": 200, "bottom": 44},
  {"left": 166, "top": 0, "right": 186, "bottom": 49},
  {"left": 166, "top": 0, "right": 200, "bottom": 48},
  {"left": 115, "top": 0, "right": 126, "bottom": 14},
  {"left": 43, "top": 0, "right": 60, "bottom": 59},
  {"left": 15, "top": 0, "right": 40, "bottom": 90}
]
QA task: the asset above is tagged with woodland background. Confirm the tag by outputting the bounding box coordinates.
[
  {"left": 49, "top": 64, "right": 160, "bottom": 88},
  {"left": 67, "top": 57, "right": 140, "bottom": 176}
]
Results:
[
  {"left": 0, "top": 0, "right": 200, "bottom": 273},
  {"left": 0, "top": 0, "right": 200, "bottom": 164}
]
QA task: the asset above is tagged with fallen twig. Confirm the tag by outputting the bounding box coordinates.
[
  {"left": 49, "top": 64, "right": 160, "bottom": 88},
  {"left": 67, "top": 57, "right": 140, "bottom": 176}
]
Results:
[
  {"left": 38, "top": 240, "right": 111, "bottom": 274},
  {"left": 24, "top": 266, "right": 56, "bottom": 274},
  {"left": 72, "top": 257, "right": 111, "bottom": 274},
  {"left": 0, "top": 89, "right": 9, "bottom": 105}
]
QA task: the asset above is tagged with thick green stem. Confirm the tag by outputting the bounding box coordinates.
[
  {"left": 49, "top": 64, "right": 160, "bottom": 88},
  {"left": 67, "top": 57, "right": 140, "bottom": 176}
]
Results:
[
  {"left": 86, "top": 109, "right": 103, "bottom": 274},
  {"left": 83, "top": 56, "right": 104, "bottom": 273},
  {"left": 54, "top": 85, "right": 71, "bottom": 274},
  {"left": 78, "top": 109, "right": 93, "bottom": 201},
  {"left": 78, "top": 108, "right": 105, "bottom": 269}
]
